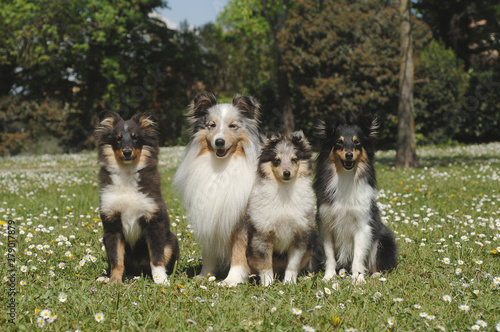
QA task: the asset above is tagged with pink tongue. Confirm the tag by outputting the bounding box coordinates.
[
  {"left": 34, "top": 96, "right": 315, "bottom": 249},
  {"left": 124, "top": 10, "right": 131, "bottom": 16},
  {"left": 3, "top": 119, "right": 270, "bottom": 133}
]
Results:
[{"left": 217, "top": 149, "right": 226, "bottom": 156}]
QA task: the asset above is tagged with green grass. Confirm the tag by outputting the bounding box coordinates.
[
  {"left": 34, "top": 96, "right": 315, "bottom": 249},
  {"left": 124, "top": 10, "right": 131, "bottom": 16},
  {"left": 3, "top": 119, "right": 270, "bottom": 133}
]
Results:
[{"left": 1, "top": 143, "right": 499, "bottom": 331}]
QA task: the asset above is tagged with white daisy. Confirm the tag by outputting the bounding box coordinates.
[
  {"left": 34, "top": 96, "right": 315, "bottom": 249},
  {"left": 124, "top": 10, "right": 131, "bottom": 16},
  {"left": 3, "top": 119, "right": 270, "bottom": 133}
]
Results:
[
  {"left": 37, "top": 316, "right": 45, "bottom": 327},
  {"left": 458, "top": 304, "right": 470, "bottom": 312},
  {"left": 40, "top": 309, "right": 51, "bottom": 320},
  {"left": 58, "top": 292, "right": 67, "bottom": 302},
  {"left": 94, "top": 312, "right": 105, "bottom": 322}
]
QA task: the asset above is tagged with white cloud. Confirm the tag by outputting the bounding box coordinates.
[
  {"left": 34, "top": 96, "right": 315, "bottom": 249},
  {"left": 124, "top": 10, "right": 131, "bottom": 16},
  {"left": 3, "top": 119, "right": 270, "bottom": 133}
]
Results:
[{"left": 149, "top": 11, "right": 179, "bottom": 30}]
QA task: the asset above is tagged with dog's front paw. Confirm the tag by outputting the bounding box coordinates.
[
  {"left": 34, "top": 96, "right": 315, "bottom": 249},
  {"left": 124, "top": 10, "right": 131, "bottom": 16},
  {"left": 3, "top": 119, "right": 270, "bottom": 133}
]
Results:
[
  {"left": 153, "top": 273, "right": 170, "bottom": 285},
  {"left": 322, "top": 271, "right": 337, "bottom": 282},
  {"left": 219, "top": 276, "right": 245, "bottom": 287},
  {"left": 351, "top": 273, "right": 366, "bottom": 285},
  {"left": 220, "top": 265, "right": 248, "bottom": 287},
  {"left": 283, "top": 270, "right": 297, "bottom": 285},
  {"left": 260, "top": 269, "right": 274, "bottom": 287},
  {"left": 218, "top": 280, "right": 239, "bottom": 287},
  {"left": 151, "top": 265, "right": 170, "bottom": 285}
]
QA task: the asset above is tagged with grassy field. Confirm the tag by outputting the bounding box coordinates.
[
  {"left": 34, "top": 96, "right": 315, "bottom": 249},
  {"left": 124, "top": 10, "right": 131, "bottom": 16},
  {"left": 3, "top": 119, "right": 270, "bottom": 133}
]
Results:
[{"left": 1, "top": 143, "right": 499, "bottom": 331}]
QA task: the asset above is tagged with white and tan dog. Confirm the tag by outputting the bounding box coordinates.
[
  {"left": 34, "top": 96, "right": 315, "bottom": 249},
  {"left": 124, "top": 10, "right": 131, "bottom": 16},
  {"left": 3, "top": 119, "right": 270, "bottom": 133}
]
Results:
[
  {"left": 246, "top": 132, "right": 315, "bottom": 286},
  {"left": 173, "top": 93, "right": 260, "bottom": 285}
]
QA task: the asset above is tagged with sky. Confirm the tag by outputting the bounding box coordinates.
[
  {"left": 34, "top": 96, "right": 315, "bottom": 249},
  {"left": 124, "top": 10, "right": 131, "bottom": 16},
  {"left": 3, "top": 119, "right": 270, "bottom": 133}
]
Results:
[{"left": 158, "top": 0, "right": 228, "bottom": 29}]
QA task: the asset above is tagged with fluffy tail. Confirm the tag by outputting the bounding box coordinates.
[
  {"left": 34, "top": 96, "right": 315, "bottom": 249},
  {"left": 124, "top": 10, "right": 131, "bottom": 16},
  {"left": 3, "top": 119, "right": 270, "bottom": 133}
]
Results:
[{"left": 376, "top": 225, "right": 398, "bottom": 272}]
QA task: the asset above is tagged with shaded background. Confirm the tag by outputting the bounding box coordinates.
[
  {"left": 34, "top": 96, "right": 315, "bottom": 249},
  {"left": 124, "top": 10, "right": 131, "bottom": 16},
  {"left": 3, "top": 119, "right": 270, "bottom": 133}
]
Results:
[{"left": 0, "top": 0, "right": 499, "bottom": 156}]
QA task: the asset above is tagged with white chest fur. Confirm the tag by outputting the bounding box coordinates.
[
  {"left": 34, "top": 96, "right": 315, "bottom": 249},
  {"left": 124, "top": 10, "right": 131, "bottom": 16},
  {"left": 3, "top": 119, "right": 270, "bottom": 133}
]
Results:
[
  {"left": 248, "top": 176, "right": 315, "bottom": 253},
  {"left": 319, "top": 171, "right": 375, "bottom": 264},
  {"left": 174, "top": 152, "right": 256, "bottom": 260},
  {"left": 100, "top": 168, "right": 158, "bottom": 248}
]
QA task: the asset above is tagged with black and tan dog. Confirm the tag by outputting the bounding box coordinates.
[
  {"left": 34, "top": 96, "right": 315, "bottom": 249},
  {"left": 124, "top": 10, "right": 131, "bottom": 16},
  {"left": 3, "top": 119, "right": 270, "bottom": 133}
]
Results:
[
  {"left": 95, "top": 112, "right": 179, "bottom": 284},
  {"left": 315, "top": 114, "right": 397, "bottom": 284}
]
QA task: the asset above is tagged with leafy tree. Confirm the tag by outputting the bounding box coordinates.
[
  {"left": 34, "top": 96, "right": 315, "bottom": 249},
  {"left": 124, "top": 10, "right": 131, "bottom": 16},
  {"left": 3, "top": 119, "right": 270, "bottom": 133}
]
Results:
[
  {"left": 215, "top": 2, "right": 275, "bottom": 96},
  {"left": 0, "top": 0, "right": 208, "bottom": 151},
  {"left": 259, "top": 0, "right": 294, "bottom": 133},
  {"left": 282, "top": 0, "right": 395, "bottom": 143},
  {"left": 414, "top": 0, "right": 500, "bottom": 69},
  {"left": 414, "top": 40, "right": 469, "bottom": 144},
  {"left": 0, "top": 96, "right": 72, "bottom": 156},
  {"left": 216, "top": 0, "right": 296, "bottom": 133},
  {"left": 415, "top": 0, "right": 500, "bottom": 143}
]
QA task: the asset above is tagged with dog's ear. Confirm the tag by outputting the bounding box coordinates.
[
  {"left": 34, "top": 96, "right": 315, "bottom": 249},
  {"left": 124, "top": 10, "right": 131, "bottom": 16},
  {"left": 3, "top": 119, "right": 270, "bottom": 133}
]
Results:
[
  {"left": 188, "top": 93, "right": 217, "bottom": 133},
  {"left": 94, "top": 111, "right": 122, "bottom": 142},
  {"left": 132, "top": 112, "right": 158, "bottom": 129},
  {"left": 265, "top": 132, "right": 281, "bottom": 142},
  {"left": 98, "top": 111, "right": 122, "bottom": 130},
  {"left": 358, "top": 114, "right": 378, "bottom": 139},
  {"left": 261, "top": 132, "right": 281, "bottom": 150},
  {"left": 290, "top": 130, "right": 305, "bottom": 143},
  {"left": 290, "top": 130, "right": 312, "bottom": 159},
  {"left": 232, "top": 94, "right": 260, "bottom": 121},
  {"left": 190, "top": 93, "right": 217, "bottom": 119},
  {"left": 316, "top": 116, "right": 340, "bottom": 140},
  {"left": 260, "top": 132, "right": 281, "bottom": 164}
]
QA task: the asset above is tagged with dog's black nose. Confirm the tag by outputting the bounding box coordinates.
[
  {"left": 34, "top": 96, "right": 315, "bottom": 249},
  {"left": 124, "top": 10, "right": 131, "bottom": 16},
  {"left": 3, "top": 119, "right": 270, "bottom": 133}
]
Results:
[
  {"left": 283, "top": 170, "right": 291, "bottom": 178},
  {"left": 215, "top": 138, "right": 225, "bottom": 147},
  {"left": 123, "top": 149, "right": 133, "bottom": 158},
  {"left": 345, "top": 152, "right": 354, "bottom": 160}
]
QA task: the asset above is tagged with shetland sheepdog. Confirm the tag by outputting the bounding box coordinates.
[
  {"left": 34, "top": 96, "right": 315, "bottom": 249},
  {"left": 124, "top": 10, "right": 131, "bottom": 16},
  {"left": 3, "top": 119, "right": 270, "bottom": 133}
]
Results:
[
  {"left": 173, "top": 93, "right": 260, "bottom": 284},
  {"left": 95, "top": 112, "right": 179, "bottom": 284},
  {"left": 246, "top": 131, "right": 315, "bottom": 286},
  {"left": 314, "top": 114, "right": 397, "bottom": 284}
]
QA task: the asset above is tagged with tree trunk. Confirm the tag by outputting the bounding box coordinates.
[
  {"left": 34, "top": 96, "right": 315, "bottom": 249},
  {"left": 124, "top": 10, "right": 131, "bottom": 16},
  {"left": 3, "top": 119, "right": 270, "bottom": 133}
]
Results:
[
  {"left": 275, "top": 47, "right": 294, "bottom": 134},
  {"left": 261, "top": 0, "right": 294, "bottom": 134},
  {"left": 396, "top": 0, "right": 418, "bottom": 168}
]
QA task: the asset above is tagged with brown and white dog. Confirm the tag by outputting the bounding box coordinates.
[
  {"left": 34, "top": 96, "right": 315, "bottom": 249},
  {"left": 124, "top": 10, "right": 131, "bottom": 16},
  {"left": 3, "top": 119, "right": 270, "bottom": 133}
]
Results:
[
  {"left": 173, "top": 93, "right": 260, "bottom": 285},
  {"left": 95, "top": 112, "right": 179, "bottom": 284},
  {"left": 246, "top": 132, "right": 315, "bottom": 285}
]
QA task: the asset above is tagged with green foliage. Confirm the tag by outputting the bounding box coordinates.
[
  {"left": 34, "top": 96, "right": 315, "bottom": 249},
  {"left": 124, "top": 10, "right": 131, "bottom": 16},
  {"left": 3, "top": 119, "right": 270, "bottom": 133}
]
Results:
[
  {"left": 455, "top": 70, "right": 500, "bottom": 142},
  {"left": 214, "top": 0, "right": 276, "bottom": 95},
  {"left": 414, "top": 39, "right": 500, "bottom": 144},
  {"left": 414, "top": 0, "right": 500, "bottom": 69},
  {"left": 0, "top": 96, "right": 73, "bottom": 156},
  {"left": 1, "top": 0, "right": 498, "bottom": 151},
  {"left": 414, "top": 0, "right": 500, "bottom": 143},
  {"left": 414, "top": 40, "right": 470, "bottom": 144},
  {"left": 280, "top": 0, "right": 415, "bottom": 144},
  {"left": 0, "top": 0, "right": 206, "bottom": 150}
]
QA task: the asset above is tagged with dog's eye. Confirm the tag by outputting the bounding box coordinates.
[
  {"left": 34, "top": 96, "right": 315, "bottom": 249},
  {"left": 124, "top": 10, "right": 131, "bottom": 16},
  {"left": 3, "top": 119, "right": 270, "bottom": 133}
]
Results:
[
  {"left": 229, "top": 123, "right": 238, "bottom": 130},
  {"left": 354, "top": 140, "right": 361, "bottom": 146},
  {"left": 273, "top": 158, "right": 281, "bottom": 166},
  {"left": 291, "top": 157, "right": 298, "bottom": 163},
  {"left": 116, "top": 135, "right": 122, "bottom": 142},
  {"left": 335, "top": 140, "right": 343, "bottom": 147},
  {"left": 208, "top": 122, "right": 216, "bottom": 129},
  {"left": 132, "top": 133, "right": 139, "bottom": 142}
]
